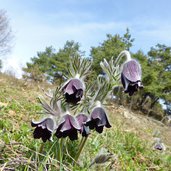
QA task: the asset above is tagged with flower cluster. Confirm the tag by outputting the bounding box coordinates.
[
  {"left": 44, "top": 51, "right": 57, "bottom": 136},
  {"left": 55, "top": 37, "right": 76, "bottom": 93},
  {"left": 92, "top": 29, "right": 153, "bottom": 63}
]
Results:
[
  {"left": 30, "top": 50, "right": 143, "bottom": 162},
  {"left": 31, "top": 57, "right": 112, "bottom": 142},
  {"left": 31, "top": 94, "right": 111, "bottom": 142}
]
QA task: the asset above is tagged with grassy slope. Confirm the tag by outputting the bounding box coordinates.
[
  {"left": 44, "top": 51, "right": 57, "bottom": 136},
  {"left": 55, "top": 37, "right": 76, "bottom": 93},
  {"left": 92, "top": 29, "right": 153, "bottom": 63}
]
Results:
[{"left": 0, "top": 74, "right": 171, "bottom": 171}]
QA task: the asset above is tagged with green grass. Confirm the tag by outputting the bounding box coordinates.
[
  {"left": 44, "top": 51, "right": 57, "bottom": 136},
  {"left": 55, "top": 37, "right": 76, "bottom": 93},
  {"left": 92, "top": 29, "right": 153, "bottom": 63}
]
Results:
[{"left": 0, "top": 74, "right": 171, "bottom": 170}]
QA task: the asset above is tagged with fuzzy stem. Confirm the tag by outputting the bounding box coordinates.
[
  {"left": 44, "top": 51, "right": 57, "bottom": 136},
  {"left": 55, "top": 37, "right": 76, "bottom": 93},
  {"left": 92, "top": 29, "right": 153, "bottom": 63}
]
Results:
[
  {"left": 39, "top": 143, "right": 45, "bottom": 154},
  {"left": 90, "top": 85, "right": 101, "bottom": 108},
  {"left": 59, "top": 138, "right": 64, "bottom": 171},
  {"left": 115, "top": 50, "right": 132, "bottom": 65},
  {"left": 74, "top": 137, "right": 88, "bottom": 162},
  {"left": 75, "top": 73, "right": 80, "bottom": 79}
]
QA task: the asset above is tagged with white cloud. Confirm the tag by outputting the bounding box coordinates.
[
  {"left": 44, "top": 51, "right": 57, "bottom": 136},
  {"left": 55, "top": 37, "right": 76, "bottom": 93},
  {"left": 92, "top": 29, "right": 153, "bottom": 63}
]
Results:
[
  {"left": 1, "top": 3, "right": 171, "bottom": 78},
  {"left": 10, "top": 18, "right": 129, "bottom": 61},
  {"left": 2, "top": 56, "right": 24, "bottom": 78},
  {"left": 2, "top": 16, "right": 130, "bottom": 78},
  {"left": 4, "top": 17, "right": 171, "bottom": 78}
]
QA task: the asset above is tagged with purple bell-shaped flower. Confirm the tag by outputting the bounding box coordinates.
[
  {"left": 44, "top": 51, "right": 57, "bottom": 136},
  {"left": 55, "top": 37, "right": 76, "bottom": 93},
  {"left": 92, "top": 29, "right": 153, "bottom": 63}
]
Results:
[
  {"left": 86, "top": 103, "right": 111, "bottom": 133},
  {"left": 76, "top": 113, "right": 90, "bottom": 137},
  {"left": 121, "top": 59, "right": 143, "bottom": 96},
  {"left": 31, "top": 117, "right": 55, "bottom": 142},
  {"left": 62, "top": 78, "right": 85, "bottom": 104},
  {"left": 55, "top": 114, "right": 81, "bottom": 141}
]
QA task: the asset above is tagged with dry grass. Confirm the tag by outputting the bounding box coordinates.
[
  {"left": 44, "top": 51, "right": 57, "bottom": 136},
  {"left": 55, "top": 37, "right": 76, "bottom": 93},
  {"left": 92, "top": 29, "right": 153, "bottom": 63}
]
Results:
[
  {"left": 0, "top": 73, "right": 171, "bottom": 170},
  {"left": 107, "top": 104, "right": 171, "bottom": 147}
]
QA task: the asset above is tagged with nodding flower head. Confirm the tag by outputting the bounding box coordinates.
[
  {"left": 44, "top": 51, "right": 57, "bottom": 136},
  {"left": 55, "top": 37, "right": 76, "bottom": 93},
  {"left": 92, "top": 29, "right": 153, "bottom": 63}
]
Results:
[
  {"left": 31, "top": 118, "right": 55, "bottom": 142},
  {"left": 121, "top": 59, "right": 143, "bottom": 96},
  {"left": 86, "top": 104, "right": 111, "bottom": 133},
  {"left": 76, "top": 113, "right": 90, "bottom": 137},
  {"left": 62, "top": 78, "right": 85, "bottom": 104},
  {"left": 55, "top": 113, "right": 81, "bottom": 141}
]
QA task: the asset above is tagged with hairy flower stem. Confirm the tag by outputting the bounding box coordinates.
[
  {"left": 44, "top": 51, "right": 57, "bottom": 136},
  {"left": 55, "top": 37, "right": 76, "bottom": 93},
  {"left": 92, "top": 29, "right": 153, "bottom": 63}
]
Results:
[
  {"left": 74, "top": 137, "right": 88, "bottom": 163},
  {"left": 58, "top": 138, "right": 64, "bottom": 171},
  {"left": 90, "top": 86, "right": 101, "bottom": 108},
  {"left": 115, "top": 50, "right": 132, "bottom": 65},
  {"left": 39, "top": 143, "right": 45, "bottom": 154}
]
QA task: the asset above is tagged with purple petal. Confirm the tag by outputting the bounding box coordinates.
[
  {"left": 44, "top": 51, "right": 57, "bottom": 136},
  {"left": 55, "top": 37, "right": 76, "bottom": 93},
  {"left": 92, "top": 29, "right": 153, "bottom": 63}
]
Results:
[
  {"left": 86, "top": 107, "right": 111, "bottom": 132},
  {"left": 65, "top": 89, "right": 83, "bottom": 104},
  {"left": 68, "top": 129, "right": 78, "bottom": 140},
  {"left": 44, "top": 118, "right": 55, "bottom": 131},
  {"left": 33, "top": 127, "right": 52, "bottom": 142},
  {"left": 121, "top": 73, "right": 143, "bottom": 96},
  {"left": 57, "top": 115, "right": 72, "bottom": 132},
  {"left": 154, "top": 144, "right": 163, "bottom": 150},
  {"left": 32, "top": 118, "right": 54, "bottom": 142},
  {"left": 122, "top": 59, "right": 142, "bottom": 82},
  {"left": 121, "top": 73, "right": 129, "bottom": 90},
  {"left": 71, "top": 79, "right": 84, "bottom": 90},
  {"left": 91, "top": 107, "right": 111, "bottom": 128},
  {"left": 31, "top": 118, "right": 47, "bottom": 127},
  {"left": 58, "top": 114, "right": 81, "bottom": 132},
  {"left": 76, "top": 114, "right": 90, "bottom": 137},
  {"left": 56, "top": 114, "right": 81, "bottom": 140},
  {"left": 95, "top": 126, "right": 104, "bottom": 133},
  {"left": 63, "top": 78, "right": 84, "bottom": 95},
  {"left": 76, "top": 114, "right": 88, "bottom": 125},
  {"left": 33, "top": 127, "right": 43, "bottom": 139},
  {"left": 69, "top": 114, "right": 81, "bottom": 130},
  {"left": 31, "top": 118, "right": 55, "bottom": 132}
]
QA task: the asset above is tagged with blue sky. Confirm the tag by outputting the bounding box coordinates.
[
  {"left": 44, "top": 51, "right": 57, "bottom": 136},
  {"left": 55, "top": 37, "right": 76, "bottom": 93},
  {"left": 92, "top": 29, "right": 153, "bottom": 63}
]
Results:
[{"left": 0, "top": 0, "right": 171, "bottom": 77}]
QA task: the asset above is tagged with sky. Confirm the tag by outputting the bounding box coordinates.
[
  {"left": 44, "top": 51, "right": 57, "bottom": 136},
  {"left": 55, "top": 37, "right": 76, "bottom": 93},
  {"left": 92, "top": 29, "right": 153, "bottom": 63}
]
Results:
[{"left": 0, "top": 0, "right": 171, "bottom": 78}]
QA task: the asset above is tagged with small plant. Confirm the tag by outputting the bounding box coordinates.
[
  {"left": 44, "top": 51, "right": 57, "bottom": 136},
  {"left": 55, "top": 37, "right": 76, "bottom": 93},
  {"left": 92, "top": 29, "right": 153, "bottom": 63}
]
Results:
[{"left": 30, "top": 50, "right": 143, "bottom": 169}]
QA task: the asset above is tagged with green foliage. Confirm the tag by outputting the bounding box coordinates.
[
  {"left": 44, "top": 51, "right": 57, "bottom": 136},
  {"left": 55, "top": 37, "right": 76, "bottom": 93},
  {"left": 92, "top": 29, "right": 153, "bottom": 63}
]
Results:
[
  {"left": 2, "top": 25, "right": 171, "bottom": 170},
  {"left": 90, "top": 34, "right": 126, "bottom": 78},
  {"left": 22, "top": 28, "right": 171, "bottom": 118},
  {"left": 109, "top": 44, "right": 171, "bottom": 119},
  {"left": 23, "top": 46, "right": 55, "bottom": 82},
  {"left": 23, "top": 63, "right": 46, "bottom": 82},
  {"left": 132, "top": 45, "right": 171, "bottom": 113},
  {"left": 23, "top": 41, "right": 84, "bottom": 83},
  {"left": 122, "top": 28, "right": 135, "bottom": 51},
  {"left": 0, "top": 74, "right": 171, "bottom": 170},
  {"left": 90, "top": 29, "right": 134, "bottom": 80},
  {"left": 147, "top": 44, "right": 171, "bottom": 101},
  {"left": 22, "top": 29, "right": 171, "bottom": 118}
]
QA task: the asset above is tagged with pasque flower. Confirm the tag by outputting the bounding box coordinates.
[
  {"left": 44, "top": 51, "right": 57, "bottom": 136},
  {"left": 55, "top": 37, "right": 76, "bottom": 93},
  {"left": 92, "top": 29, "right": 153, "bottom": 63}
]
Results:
[
  {"left": 55, "top": 114, "right": 81, "bottom": 141},
  {"left": 86, "top": 103, "right": 111, "bottom": 133},
  {"left": 76, "top": 114, "right": 90, "bottom": 137},
  {"left": 153, "top": 138, "right": 166, "bottom": 151},
  {"left": 31, "top": 118, "right": 55, "bottom": 142},
  {"left": 121, "top": 59, "right": 143, "bottom": 96},
  {"left": 89, "top": 148, "right": 114, "bottom": 167},
  {"left": 62, "top": 77, "right": 85, "bottom": 104}
]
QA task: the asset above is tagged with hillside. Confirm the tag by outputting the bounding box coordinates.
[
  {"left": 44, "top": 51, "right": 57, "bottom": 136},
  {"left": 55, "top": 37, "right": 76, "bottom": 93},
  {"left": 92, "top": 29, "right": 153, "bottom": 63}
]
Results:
[
  {"left": 109, "top": 104, "right": 171, "bottom": 146},
  {"left": 0, "top": 73, "right": 171, "bottom": 170}
]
